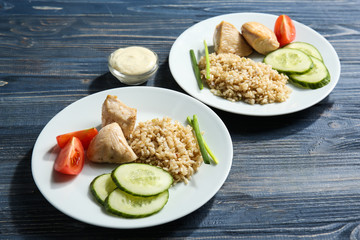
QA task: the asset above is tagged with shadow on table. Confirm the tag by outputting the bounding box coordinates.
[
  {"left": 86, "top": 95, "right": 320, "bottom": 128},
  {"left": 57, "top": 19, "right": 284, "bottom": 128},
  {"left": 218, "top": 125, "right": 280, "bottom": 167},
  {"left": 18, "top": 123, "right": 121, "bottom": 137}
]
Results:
[
  {"left": 87, "top": 72, "right": 124, "bottom": 93},
  {"left": 8, "top": 150, "right": 212, "bottom": 238},
  {"left": 87, "top": 60, "right": 183, "bottom": 95}
]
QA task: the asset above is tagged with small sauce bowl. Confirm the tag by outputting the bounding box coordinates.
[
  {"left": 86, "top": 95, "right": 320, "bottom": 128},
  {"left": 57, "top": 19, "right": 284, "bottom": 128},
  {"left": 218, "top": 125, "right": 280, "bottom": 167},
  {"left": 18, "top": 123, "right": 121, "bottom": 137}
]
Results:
[{"left": 108, "top": 46, "right": 159, "bottom": 85}]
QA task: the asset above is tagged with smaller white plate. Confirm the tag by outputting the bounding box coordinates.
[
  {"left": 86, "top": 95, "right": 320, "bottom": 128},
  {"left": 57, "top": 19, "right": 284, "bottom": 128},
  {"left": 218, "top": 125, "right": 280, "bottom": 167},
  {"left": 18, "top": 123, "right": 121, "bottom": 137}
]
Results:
[
  {"left": 169, "top": 13, "right": 341, "bottom": 116},
  {"left": 31, "top": 87, "right": 233, "bottom": 229}
]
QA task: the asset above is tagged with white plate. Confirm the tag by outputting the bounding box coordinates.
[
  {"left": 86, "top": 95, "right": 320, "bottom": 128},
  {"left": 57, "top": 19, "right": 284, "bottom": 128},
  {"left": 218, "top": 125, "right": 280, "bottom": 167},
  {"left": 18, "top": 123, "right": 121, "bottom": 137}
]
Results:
[
  {"left": 31, "top": 86, "right": 233, "bottom": 229},
  {"left": 169, "top": 13, "right": 341, "bottom": 116}
]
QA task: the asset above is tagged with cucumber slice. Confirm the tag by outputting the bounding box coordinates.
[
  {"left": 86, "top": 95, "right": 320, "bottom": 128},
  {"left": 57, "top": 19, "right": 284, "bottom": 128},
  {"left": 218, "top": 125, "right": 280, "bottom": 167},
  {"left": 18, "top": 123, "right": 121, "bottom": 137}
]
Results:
[
  {"left": 111, "top": 163, "right": 173, "bottom": 197},
  {"left": 90, "top": 173, "right": 117, "bottom": 205},
  {"left": 289, "top": 56, "right": 330, "bottom": 89},
  {"left": 284, "top": 42, "right": 323, "bottom": 61},
  {"left": 105, "top": 188, "right": 169, "bottom": 218},
  {"left": 264, "top": 48, "right": 313, "bottom": 74}
]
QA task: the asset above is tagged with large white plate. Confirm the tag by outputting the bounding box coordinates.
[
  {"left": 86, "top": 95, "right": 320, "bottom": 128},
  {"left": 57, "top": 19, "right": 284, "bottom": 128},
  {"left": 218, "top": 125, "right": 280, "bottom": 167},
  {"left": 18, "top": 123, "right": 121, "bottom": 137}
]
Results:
[
  {"left": 169, "top": 13, "right": 341, "bottom": 116},
  {"left": 31, "top": 86, "right": 233, "bottom": 229}
]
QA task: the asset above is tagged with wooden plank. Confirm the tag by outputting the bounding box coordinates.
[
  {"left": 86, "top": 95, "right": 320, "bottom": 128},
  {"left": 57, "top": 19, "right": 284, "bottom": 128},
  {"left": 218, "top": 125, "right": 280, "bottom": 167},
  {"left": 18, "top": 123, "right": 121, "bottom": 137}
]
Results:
[{"left": 1, "top": 0, "right": 360, "bottom": 238}]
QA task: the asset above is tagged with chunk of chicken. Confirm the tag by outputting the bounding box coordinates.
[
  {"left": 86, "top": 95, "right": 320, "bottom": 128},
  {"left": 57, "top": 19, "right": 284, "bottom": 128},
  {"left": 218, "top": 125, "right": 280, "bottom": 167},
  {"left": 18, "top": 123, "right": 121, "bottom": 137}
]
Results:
[
  {"left": 102, "top": 95, "right": 137, "bottom": 139},
  {"left": 87, "top": 122, "right": 137, "bottom": 163},
  {"left": 241, "top": 22, "right": 279, "bottom": 55},
  {"left": 213, "top": 21, "right": 253, "bottom": 57}
]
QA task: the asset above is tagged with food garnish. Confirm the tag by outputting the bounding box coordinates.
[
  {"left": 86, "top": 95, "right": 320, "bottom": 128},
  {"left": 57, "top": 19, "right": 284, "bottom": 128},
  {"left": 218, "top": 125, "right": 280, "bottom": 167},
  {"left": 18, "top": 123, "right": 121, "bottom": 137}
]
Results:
[
  {"left": 204, "top": 40, "right": 211, "bottom": 80},
  {"left": 190, "top": 49, "right": 203, "bottom": 89},
  {"left": 187, "top": 116, "right": 218, "bottom": 164},
  {"left": 54, "top": 136, "right": 85, "bottom": 175},
  {"left": 274, "top": 14, "right": 296, "bottom": 47},
  {"left": 187, "top": 115, "right": 211, "bottom": 164},
  {"left": 56, "top": 127, "right": 98, "bottom": 150}
]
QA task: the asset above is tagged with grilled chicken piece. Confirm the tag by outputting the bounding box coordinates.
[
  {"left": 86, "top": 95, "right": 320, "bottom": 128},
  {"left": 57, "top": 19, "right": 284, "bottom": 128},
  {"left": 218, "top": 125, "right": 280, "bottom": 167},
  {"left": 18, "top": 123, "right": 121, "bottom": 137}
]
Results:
[
  {"left": 213, "top": 21, "right": 253, "bottom": 57},
  {"left": 87, "top": 122, "right": 137, "bottom": 163},
  {"left": 102, "top": 95, "right": 137, "bottom": 139},
  {"left": 241, "top": 22, "right": 279, "bottom": 55}
]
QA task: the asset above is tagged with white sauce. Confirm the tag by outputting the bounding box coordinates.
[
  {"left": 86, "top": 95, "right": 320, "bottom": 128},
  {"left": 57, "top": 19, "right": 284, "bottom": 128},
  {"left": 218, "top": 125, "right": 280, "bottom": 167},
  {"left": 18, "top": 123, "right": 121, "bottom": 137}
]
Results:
[{"left": 109, "top": 46, "right": 157, "bottom": 76}]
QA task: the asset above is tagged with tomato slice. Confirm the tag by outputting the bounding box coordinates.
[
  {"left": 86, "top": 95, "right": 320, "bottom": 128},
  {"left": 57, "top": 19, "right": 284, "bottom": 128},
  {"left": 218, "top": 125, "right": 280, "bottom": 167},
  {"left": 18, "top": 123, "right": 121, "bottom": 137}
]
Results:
[
  {"left": 274, "top": 15, "right": 296, "bottom": 47},
  {"left": 56, "top": 127, "right": 98, "bottom": 150},
  {"left": 54, "top": 137, "right": 85, "bottom": 175}
]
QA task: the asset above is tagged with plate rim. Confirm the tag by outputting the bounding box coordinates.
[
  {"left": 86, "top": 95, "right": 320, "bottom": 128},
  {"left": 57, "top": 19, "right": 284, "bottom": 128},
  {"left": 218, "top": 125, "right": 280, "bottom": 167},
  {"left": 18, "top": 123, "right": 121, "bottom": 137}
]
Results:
[
  {"left": 169, "top": 12, "right": 341, "bottom": 116},
  {"left": 31, "top": 86, "right": 233, "bottom": 229}
]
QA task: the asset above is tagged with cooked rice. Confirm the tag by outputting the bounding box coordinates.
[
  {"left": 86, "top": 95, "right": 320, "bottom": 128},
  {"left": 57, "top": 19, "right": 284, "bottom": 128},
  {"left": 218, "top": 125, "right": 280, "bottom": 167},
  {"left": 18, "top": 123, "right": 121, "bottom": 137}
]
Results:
[
  {"left": 199, "top": 53, "right": 291, "bottom": 105},
  {"left": 129, "top": 117, "right": 203, "bottom": 184}
]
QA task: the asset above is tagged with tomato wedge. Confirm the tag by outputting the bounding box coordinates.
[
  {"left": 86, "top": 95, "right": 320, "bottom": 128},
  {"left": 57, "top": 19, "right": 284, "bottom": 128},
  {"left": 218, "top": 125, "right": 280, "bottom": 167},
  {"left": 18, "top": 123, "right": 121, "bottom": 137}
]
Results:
[
  {"left": 54, "top": 136, "right": 85, "bottom": 175},
  {"left": 56, "top": 127, "right": 98, "bottom": 150},
  {"left": 274, "top": 15, "right": 296, "bottom": 47}
]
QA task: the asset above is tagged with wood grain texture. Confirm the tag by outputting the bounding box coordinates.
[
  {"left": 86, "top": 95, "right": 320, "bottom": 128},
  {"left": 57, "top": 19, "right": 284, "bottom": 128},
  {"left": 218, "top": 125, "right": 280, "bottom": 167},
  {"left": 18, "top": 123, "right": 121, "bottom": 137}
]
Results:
[{"left": 1, "top": 0, "right": 360, "bottom": 239}]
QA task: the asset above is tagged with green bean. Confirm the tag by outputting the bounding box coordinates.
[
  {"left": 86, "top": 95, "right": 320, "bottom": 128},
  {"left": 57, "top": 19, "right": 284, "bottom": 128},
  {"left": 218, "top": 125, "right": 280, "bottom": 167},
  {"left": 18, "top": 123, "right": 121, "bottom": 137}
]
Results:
[{"left": 189, "top": 49, "right": 203, "bottom": 90}]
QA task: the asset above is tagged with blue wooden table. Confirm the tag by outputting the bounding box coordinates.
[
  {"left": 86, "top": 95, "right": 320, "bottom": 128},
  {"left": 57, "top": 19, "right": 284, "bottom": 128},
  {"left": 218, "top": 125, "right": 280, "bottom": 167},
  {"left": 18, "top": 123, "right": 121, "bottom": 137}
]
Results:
[{"left": 1, "top": 0, "right": 360, "bottom": 239}]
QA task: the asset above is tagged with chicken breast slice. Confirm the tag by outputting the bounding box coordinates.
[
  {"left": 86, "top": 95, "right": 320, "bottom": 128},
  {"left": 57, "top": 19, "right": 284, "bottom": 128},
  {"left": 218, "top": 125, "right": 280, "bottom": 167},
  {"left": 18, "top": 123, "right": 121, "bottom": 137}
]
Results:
[
  {"left": 241, "top": 22, "right": 279, "bottom": 55},
  {"left": 213, "top": 21, "right": 253, "bottom": 57},
  {"left": 102, "top": 95, "right": 137, "bottom": 139},
  {"left": 87, "top": 122, "right": 137, "bottom": 163}
]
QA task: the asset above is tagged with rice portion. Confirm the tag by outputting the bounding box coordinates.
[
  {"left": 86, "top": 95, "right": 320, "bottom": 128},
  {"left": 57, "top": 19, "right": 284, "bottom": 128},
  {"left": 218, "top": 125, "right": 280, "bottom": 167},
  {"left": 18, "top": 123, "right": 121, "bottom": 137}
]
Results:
[
  {"left": 129, "top": 117, "right": 203, "bottom": 184},
  {"left": 199, "top": 53, "right": 291, "bottom": 105}
]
